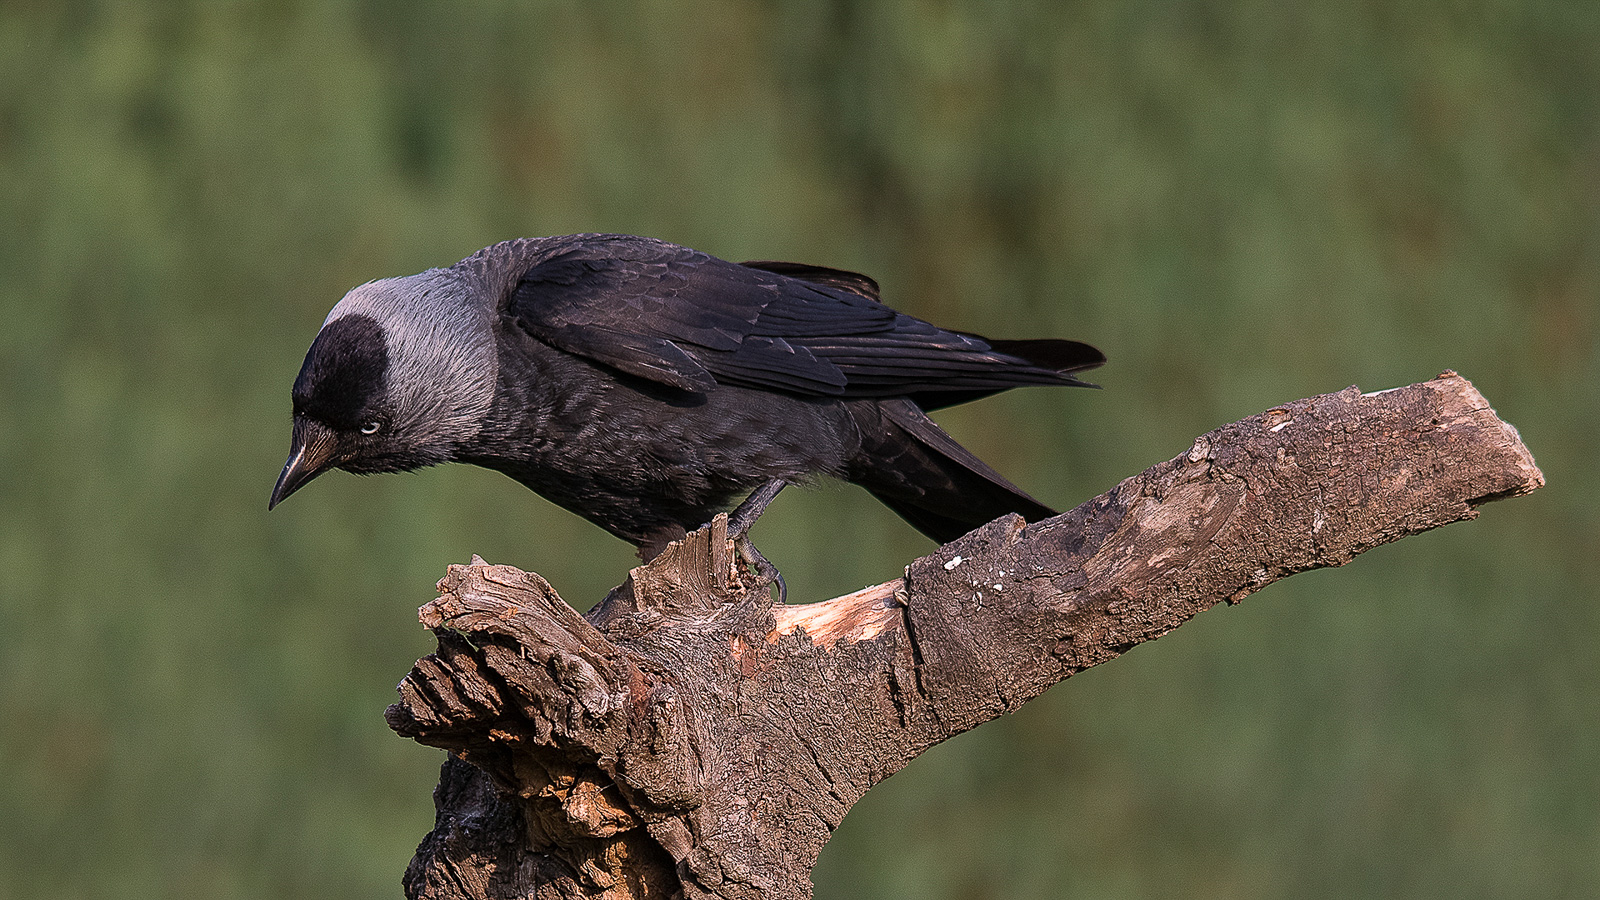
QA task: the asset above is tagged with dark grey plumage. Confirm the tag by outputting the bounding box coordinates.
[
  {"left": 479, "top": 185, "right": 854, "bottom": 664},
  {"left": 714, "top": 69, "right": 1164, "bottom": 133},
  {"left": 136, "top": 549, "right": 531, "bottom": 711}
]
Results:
[{"left": 271, "top": 234, "right": 1104, "bottom": 558}]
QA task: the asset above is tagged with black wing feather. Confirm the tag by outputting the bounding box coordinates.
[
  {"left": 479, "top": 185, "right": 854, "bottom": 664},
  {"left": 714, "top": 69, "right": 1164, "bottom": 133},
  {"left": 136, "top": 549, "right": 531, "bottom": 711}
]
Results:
[
  {"left": 738, "top": 260, "right": 882, "bottom": 300},
  {"left": 506, "top": 235, "right": 1101, "bottom": 399}
]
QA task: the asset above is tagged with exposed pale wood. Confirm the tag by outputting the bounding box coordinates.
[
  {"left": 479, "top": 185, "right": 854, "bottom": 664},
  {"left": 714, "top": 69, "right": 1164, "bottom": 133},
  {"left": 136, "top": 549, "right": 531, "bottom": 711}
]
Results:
[
  {"left": 768, "top": 579, "right": 901, "bottom": 646},
  {"left": 388, "top": 371, "right": 1542, "bottom": 900}
]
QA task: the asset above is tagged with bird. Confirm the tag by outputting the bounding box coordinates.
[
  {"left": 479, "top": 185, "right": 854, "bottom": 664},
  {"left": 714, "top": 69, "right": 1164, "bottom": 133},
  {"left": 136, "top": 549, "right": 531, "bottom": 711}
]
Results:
[{"left": 270, "top": 234, "right": 1104, "bottom": 585}]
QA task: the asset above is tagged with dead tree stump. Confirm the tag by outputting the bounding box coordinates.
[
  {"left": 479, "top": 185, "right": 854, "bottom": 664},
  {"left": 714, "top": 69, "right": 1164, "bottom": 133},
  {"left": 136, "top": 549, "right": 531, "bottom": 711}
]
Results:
[{"left": 385, "top": 371, "right": 1542, "bottom": 900}]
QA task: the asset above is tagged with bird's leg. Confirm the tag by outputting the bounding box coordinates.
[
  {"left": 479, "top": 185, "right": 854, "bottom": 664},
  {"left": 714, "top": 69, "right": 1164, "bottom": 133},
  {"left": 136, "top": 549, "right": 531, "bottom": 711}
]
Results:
[
  {"left": 728, "top": 479, "right": 786, "bottom": 536},
  {"left": 727, "top": 479, "right": 788, "bottom": 604}
]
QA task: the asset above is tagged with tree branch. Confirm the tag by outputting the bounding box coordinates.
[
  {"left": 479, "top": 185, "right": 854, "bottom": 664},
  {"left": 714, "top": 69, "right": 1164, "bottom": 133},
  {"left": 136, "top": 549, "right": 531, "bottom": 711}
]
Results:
[{"left": 386, "top": 371, "right": 1542, "bottom": 900}]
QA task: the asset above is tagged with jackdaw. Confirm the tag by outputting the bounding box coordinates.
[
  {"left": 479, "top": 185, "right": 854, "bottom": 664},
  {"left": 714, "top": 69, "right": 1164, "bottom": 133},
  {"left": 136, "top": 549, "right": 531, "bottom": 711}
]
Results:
[{"left": 270, "top": 234, "right": 1104, "bottom": 571}]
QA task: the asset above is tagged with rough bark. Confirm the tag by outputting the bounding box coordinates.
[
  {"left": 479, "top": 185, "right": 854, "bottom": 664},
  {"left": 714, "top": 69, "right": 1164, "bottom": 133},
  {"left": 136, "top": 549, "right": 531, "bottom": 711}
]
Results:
[{"left": 385, "top": 371, "right": 1543, "bottom": 900}]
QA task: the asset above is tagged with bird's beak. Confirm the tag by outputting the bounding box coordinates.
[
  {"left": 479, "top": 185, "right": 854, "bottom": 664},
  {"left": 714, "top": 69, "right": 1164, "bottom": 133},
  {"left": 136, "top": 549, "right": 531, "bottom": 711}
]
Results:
[{"left": 269, "top": 417, "right": 339, "bottom": 510}]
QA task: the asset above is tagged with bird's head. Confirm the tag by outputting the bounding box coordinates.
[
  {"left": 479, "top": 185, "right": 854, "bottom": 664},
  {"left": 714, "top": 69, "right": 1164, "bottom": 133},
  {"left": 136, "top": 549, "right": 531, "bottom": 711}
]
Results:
[{"left": 269, "top": 272, "right": 498, "bottom": 510}]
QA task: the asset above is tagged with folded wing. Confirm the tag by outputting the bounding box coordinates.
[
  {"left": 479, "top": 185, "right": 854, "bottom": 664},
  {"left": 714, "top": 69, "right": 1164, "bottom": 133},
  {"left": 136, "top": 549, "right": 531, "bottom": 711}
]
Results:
[{"left": 506, "top": 234, "right": 1104, "bottom": 403}]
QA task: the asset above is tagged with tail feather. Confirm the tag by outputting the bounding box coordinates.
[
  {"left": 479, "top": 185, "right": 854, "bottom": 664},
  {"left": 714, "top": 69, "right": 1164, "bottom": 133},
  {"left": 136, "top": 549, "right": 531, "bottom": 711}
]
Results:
[{"left": 846, "top": 399, "right": 1058, "bottom": 544}]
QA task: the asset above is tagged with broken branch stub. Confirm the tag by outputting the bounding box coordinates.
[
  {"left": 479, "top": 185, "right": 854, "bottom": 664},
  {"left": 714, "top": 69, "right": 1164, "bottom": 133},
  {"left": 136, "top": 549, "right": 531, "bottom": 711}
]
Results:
[{"left": 387, "top": 371, "right": 1542, "bottom": 900}]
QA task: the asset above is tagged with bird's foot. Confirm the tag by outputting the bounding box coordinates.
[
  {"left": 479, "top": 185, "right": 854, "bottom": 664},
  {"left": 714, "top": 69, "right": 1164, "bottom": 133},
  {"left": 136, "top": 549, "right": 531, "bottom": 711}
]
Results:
[
  {"left": 725, "top": 480, "right": 789, "bottom": 604},
  {"left": 733, "top": 534, "right": 787, "bottom": 605}
]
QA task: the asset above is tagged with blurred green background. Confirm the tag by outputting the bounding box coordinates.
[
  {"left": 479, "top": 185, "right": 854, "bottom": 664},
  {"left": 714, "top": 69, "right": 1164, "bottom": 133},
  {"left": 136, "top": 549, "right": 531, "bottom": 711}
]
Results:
[{"left": 1, "top": 1, "right": 1595, "bottom": 897}]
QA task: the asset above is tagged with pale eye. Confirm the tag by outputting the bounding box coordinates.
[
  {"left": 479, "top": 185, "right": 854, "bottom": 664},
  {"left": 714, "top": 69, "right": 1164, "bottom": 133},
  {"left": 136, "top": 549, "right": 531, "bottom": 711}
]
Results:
[{"left": 360, "top": 421, "right": 382, "bottom": 435}]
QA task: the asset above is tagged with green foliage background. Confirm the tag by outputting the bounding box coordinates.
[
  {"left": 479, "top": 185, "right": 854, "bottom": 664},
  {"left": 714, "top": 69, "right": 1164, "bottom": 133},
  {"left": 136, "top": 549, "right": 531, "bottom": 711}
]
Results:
[{"left": 1, "top": 1, "right": 1595, "bottom": 897}]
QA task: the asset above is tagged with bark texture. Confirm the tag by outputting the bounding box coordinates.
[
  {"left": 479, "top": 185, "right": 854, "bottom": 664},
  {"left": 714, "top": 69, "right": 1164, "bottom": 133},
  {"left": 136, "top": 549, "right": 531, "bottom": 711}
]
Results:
[{"left": 386, "top": 372, "right": 1543, "bottom": 900}]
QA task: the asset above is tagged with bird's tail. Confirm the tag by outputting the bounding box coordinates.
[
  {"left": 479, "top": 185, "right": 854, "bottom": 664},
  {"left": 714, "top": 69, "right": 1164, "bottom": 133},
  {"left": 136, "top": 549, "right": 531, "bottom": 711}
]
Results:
[{"left": 845, "top": 399, "right": 1058, "bottom": 544}]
